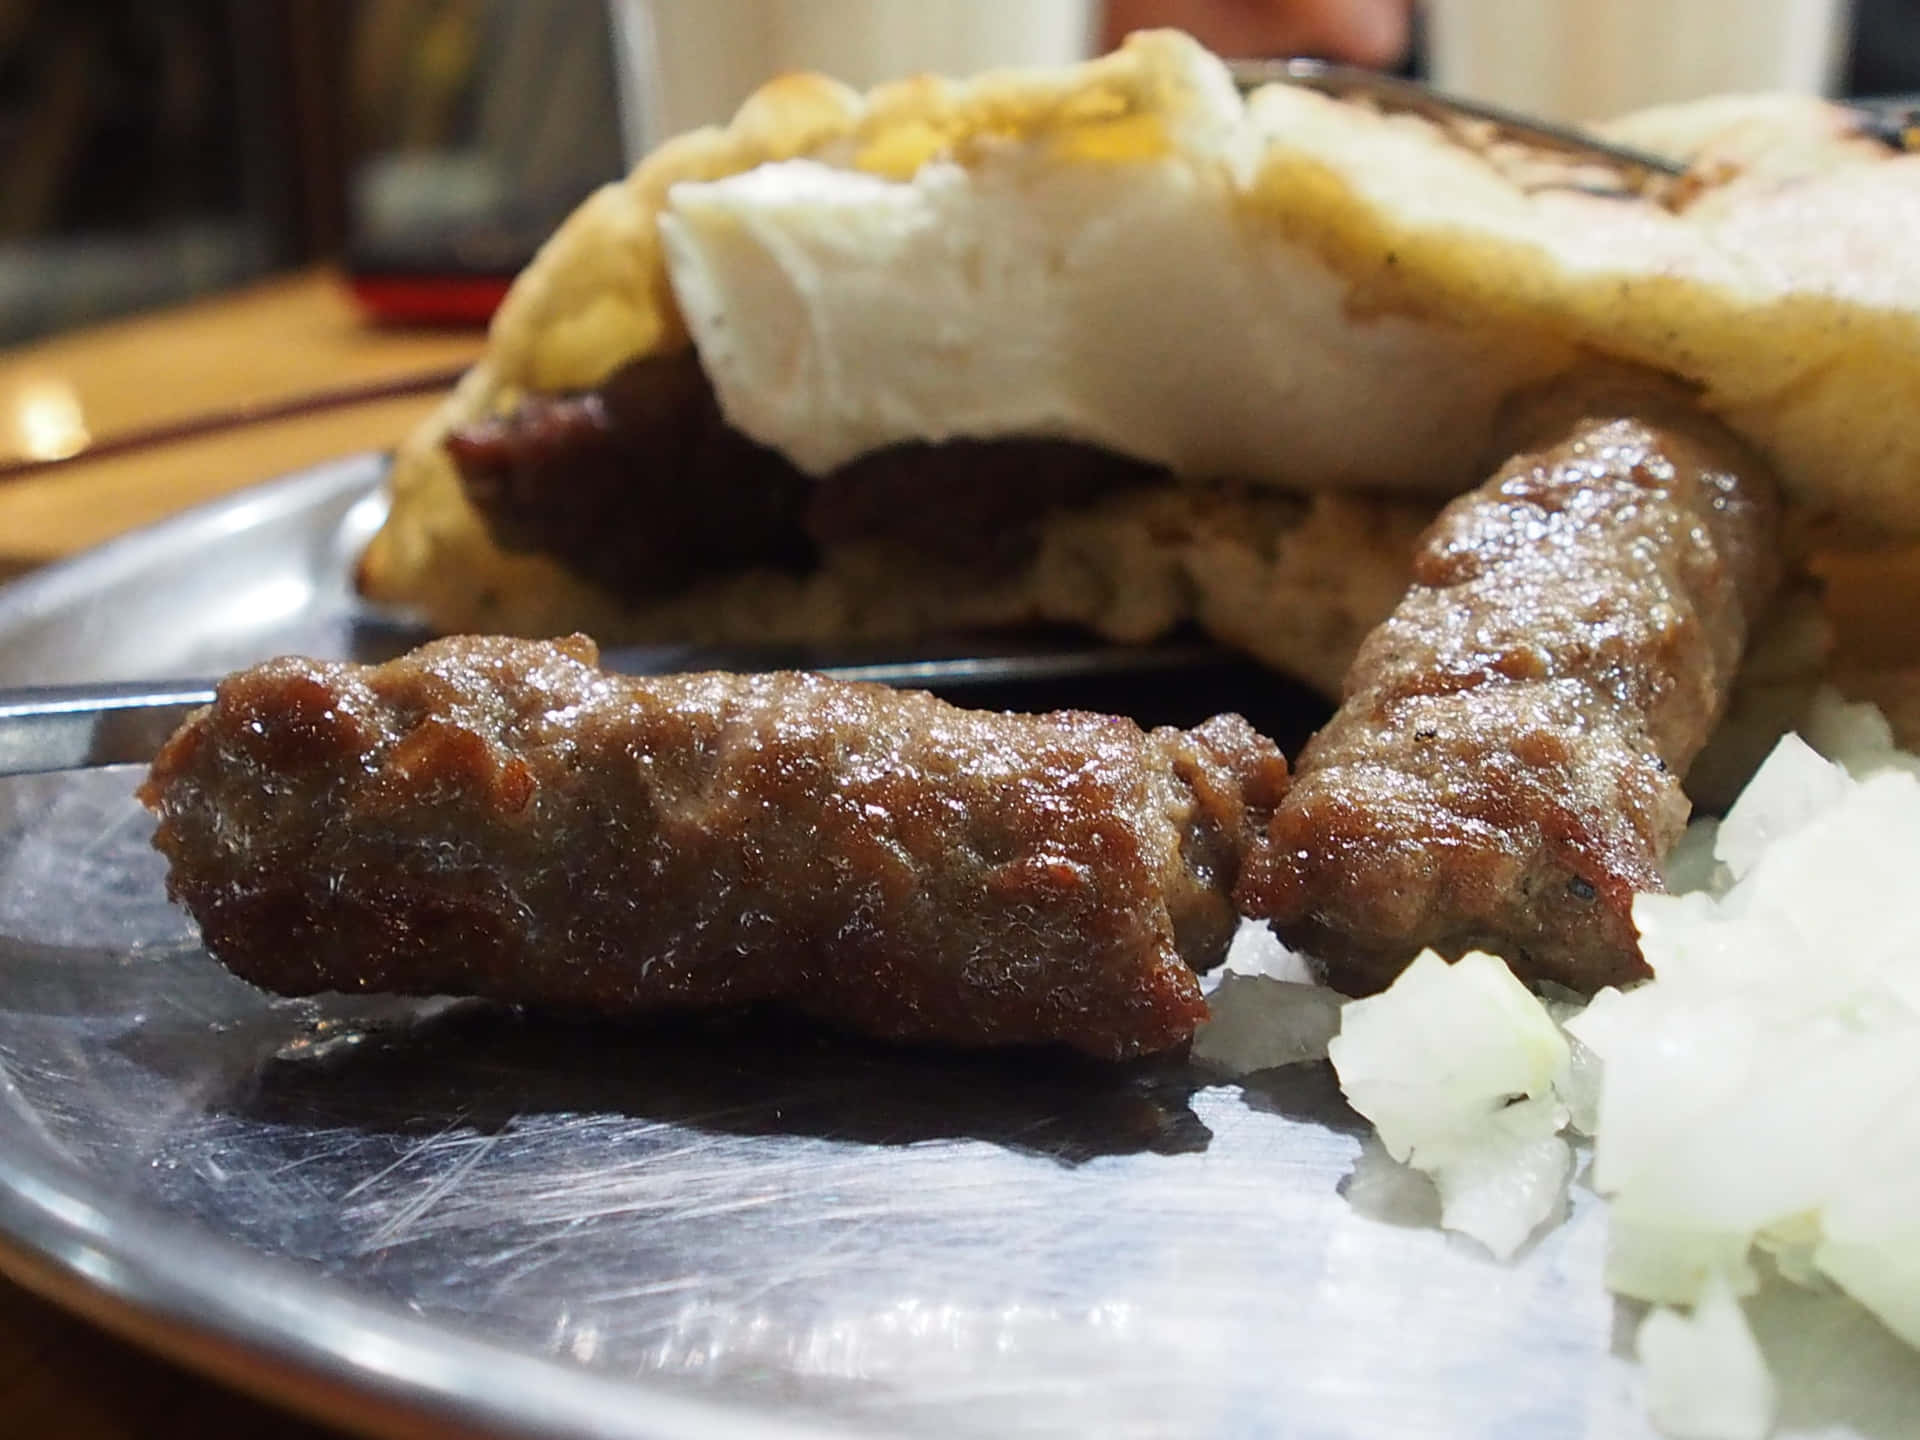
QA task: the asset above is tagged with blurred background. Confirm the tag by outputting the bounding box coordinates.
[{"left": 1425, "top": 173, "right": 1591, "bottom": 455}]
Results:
[
  {"left": 0, "top": 1, "right": 629, "bottom": 343},
  {"left": 0, "top": 0, "right": 1911, "bottom": 347}
]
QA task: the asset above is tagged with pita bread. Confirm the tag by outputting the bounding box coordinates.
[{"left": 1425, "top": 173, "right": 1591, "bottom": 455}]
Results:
[{"left": 359, "top": 31, "right": 1920, "bottom": 702}]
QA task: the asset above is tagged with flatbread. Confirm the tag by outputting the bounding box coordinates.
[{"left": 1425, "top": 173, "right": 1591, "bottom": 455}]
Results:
[{"left": 359, "top": 30, "right": 1920, "bottom": 695}]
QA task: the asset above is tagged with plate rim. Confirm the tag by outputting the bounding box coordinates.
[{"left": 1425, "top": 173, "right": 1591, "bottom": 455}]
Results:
[
  {"left": 0, "top": 1120, "right": 844, "bottom": 1440},
  {"left": 0, "top": 451, "right": 390, "bottom": 640}
]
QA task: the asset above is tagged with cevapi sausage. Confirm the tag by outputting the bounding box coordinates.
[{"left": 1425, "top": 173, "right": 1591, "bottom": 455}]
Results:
[
  {"left": 1236, "top": 408, "right": 1780, "bottom": 994},
  {"left": 140, "top": 635, "right": 1288, "bottom": 1059}
]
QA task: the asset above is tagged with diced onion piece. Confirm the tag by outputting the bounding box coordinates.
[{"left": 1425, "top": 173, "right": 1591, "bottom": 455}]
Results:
[
  {"left": 1557, "top": 1029, "right": 1603, "bottom": 1138},
  {"left": 1755, "top": 1213, "right": 1823, "bottom": 1291},
  {"left": 1566, "top": 984, "right": 1762, "bottom": 1202},
  {"left": 1541, "top": 996, "right": 1602, "bottom": 1136},
  {"left": 1329, "top": 950, "right": 1571, "bottom": 1255},
  {"left": 1191, "top": 973, "right": 1341, "bottom": 1076},
  {"left": 1330, "top": 950, "right": 1570, "bottom": 1167},
  {"left": 1814, "top": 1104, "right": 1920, "bottom": 1348},
  {"left": 1736, "top": 772, "right": 1920, "bottom": 1016},
  {"left": 1636, "top": 1273, "right": 1778, "bottom": 1440},
  {"left": 1816, "top": 1233, "right": 1920, "bottom": 1352},
  {"left": 1606, "top": 1215, "right": 1758, "bottom": 1307},
  {"left": 1219, "top": 917, "right": 1316, "bottom": 982},
  {"left": 1803, "top": 686, "right": 1920, "bottom": 782},
  {"left": 1429, "top": 1131, "right": 1571, "bottom": 1262},
  {"left": 1604, "top": 1030, "right": 1914, "bottom": 1238},
  {"left": 1713, "top": 733, "right": 1849, "bottom": 881}
]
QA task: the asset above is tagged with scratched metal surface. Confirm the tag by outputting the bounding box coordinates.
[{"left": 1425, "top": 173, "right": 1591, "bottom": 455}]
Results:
[{"left": 0, "top": 459, "right": 1913, "bottom": 1440}]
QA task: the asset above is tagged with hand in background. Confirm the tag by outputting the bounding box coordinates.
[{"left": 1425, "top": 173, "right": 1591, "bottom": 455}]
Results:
[{"left": 1104, "top": 0, "right": 1415, "bottom": 67}]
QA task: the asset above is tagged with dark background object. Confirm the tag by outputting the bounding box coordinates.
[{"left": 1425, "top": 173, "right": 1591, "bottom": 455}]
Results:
[
  {"left": 0, "top": 0, "right": 275, "bottom": 342},
  {"left": 1851, "top": 0, "right": 1920, "bottom": 97},
  {"left": 0, "top": 0, "right": 625, "bottom": 341}
]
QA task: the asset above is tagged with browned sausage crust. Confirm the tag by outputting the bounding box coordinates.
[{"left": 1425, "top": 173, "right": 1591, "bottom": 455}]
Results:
[
  {"left": 1236, "top": 410, "right": 1781, "bottom": 994},
  {"left": 139, "top": 635, "right": 1289, "bottom": 1059}
]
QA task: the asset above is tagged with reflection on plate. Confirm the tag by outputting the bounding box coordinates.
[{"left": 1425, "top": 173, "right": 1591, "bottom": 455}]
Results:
[{"left": 0, "top": 457, "right": 1912, "bottom": 1439}]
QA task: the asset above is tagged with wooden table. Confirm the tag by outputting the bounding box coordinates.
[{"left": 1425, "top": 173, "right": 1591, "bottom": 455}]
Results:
[
  {"left": 0, "top": 268, "right": 479, "bottom": 574},
  {"left": 0, "top": 269, "right": 484, "bottom": 1437}
]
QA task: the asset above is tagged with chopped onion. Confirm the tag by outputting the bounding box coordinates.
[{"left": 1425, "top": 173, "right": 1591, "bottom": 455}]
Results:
[
  {"left": 1428, "top": 1132, "right": 1572, "bottom": 1262},
  {"left": 1543, "top": 997, "right": 1602, "bottom": 1136},
  {"left": 1567, "top": 723, "right": 1920, "bottom": 1353},
  {"left": 1329, "top": 950, "right": 1571, "bottom": 1257},
  {"left": 1812, "top": 1100, "right": 1920, "bottom": 1349},
  {"left": 1637, "top": 1273, "right": 1778, "bottom": 1440},
  {"left": 1331, "top": 950, "right": 1569, "bottom": 1164},
  {"left": 1755, "top": 1212, "right": 1823, "bottom": 1291},
  {"left": 1803, "top": 685, "right": 1920, "bottom": 782},
  {"left": 1604, "top": 1215, "right": 1757, "bottom": 1308},
  {"left": 1218, "top": 917, "right": 1317, "bottom": 983},
  {"left": 1189, "top": 921, "right": 1341, "bottom": 1075},
  {"left": 1712, "top": 732, "right": 1849, "bottom": 881},
  {"left": 1191, "top": 972, "right": 1341, "bottom": 1075},
  {"left": 1293, "top": 705, "right": 1920, "bottom": 1435}
]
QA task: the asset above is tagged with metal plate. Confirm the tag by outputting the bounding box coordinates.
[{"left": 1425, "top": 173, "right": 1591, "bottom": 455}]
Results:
[{"left": 0, "top": 456, "right": 1914, "bottom": 1439}]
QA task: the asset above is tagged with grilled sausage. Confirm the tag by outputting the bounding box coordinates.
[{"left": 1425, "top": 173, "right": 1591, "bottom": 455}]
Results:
[
  {"left": 140, "top": 634, "right": 1288, "bottom": 1059},
  {"left": 1236, "top": 408, "right": 1780, "bottom": 993}
]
